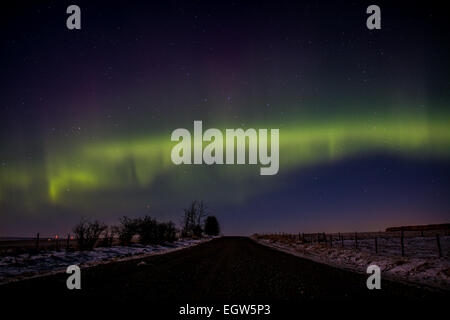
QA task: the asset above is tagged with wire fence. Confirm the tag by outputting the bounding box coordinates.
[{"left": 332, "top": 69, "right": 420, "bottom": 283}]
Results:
[
  {"left": 256, "top": 229, "right": 450, "bottom": 259},
  {"left": 0, "top": 233, "right": 78, "bottom": 255}
]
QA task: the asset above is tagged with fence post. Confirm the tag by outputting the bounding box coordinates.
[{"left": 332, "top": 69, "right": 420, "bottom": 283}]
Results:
[
  {"left": 66, "top": 233, "right": 70, "bottom": 250},
  {"left": 35, "top": 232, "right": 40, "bottom": 251},
  {"left": 401, "top": 229, "right": 405, "bottom": 257},
  {"left": 341, "top": 233, "right": 344, "bottom": 247},
  {"left": 323, "top": 233, "right": 327, "bottom": 246},
  {"left": 375, "top": 237, "right": 378, "bottom": 253},
  {"left": 355, "top": 232, "right": 358, "bottom": 249},
  {"left": 330, "top": 235, "right": 332, "bottom": 248},
  {"left": 436, "top": 234, "right": 442, "bottom": 258}
]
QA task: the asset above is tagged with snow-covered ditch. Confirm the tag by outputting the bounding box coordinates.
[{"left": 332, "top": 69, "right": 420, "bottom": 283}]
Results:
[
  {"left": 0, "top": 238, "right": 210, "bottom": 284},
  {"left": 253, "top": 236, "right": 450, "bottom": 291}
]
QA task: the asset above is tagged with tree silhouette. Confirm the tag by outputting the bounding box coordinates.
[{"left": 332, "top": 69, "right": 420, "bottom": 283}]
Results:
[
  {"left": 204, "top": 216, "right": 220, "bottom": 236},
  {"left": 182, "top": 200, "right": 207, "bottom": 237},
  {"left": 73, "top": 218, "right": 106, "bottom": 250}
]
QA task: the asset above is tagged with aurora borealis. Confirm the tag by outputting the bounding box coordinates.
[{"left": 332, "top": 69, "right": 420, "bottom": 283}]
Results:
[{"left": 1, "top": 1, "right": 449, "bottom": 236}]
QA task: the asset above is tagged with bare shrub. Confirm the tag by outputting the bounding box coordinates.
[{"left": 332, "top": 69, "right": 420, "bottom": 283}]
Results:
[
  {"left": 114, "top": 216, "right": 140, "bottom": 246},
  {"left": 99, "top": 226, "right": 115, "bottom": 247},
  {"left": 73, "top": 218, "right": 107, "bottom": 251},
  {"left": 157, "top": 221, "right": 177, "bottom": 243},
  {"left": 137, "top": 216, "right": 158, "bottom": 245}
]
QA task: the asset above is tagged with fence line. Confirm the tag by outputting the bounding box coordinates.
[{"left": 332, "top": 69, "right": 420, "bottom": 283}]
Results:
[{"left": 259, "top": 229, "right": 449, "bottom": 258}]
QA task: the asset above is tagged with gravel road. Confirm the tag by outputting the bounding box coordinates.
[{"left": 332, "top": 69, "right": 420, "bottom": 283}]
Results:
[{"left": 1, "top": 237, "right": 447, "bottom": 313}]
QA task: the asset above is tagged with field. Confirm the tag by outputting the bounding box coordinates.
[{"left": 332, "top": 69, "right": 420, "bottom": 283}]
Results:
[
  {"left": 0, "top": 237, "right": 208, "bottom": 284},
  {"left": 253, "top": 230, "right": 450, "bottom": 290}
]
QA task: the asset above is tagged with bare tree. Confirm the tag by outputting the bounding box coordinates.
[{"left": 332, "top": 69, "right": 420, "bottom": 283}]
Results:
[
  {"left": 114, "top": 216, "right": 140, "bottom": 246},
  {"left": 73, "top": 218, "right": 107, "bottom": 251},
  {"left": 182, "top": 200, "right": 208, "bottom": 238},
  {"left": 99, "top": 226, "right": 115, "bottom": 247},
  {"left": 197, "top": 201, "right": 208, "bottom": 226},
  {"left": 137, "top": 215, "right": 158, "bottom": 244}
]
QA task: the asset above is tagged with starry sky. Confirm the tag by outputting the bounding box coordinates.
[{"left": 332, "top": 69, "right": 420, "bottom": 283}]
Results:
[{"left": 1, "top": 1, "right": 449, "bottom": 236}]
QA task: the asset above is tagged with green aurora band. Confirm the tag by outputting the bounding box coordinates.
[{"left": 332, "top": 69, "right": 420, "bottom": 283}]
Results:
[{"left": 1, "top": 112, "right": 450, "bottom": 212}]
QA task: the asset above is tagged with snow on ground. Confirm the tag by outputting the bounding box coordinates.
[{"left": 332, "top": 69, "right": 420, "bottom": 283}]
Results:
[
  {"left": 0, "top": 238, "right": 209, "bottom": 284},
  {"left": 253, "top": 236, "right": 450, "bottom": 291}
]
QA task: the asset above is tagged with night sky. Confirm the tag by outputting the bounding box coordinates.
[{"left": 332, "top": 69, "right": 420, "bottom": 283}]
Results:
[{"left": 1, "top": 1, "right": 449, "bottom": 236}]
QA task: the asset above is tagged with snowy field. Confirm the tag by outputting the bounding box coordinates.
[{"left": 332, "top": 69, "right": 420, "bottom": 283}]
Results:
[
  {"left": 0, "top": 238, "right": 208, "bottom": 284},
  {"left": 254, "top": 235, "right": 450, "bottom": 291}
]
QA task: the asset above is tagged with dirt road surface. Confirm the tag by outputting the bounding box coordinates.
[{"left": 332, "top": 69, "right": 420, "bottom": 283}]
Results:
[{"left": 0, "top": 237, "right": 447, "bottom": 315}]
